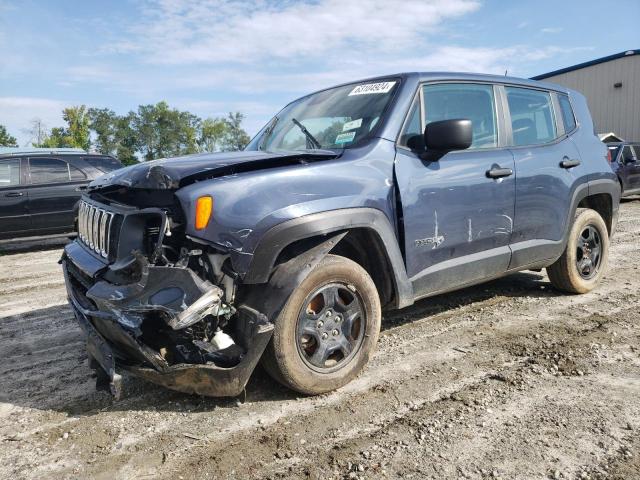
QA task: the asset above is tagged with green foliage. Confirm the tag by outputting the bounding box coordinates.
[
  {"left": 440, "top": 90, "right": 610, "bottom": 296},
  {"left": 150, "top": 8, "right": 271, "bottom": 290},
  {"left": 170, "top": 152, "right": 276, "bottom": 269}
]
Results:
[
  {"left": 38, "top": 106, "right": 91, "bottom": 150},
  {"left": 222, "top": 112, "right": 251, "bottom": 151},
  {"left": 32, "top": 103, "right": 251, "bottom": 163},
  {"left": 39, "top": 127, "right": 70, "bottom": 148},
  {"left": 198, "top": 117, "right": 227, "bottom": 153},
  {"left": 64, "top": 106, "right": 91, "bottom": 150},
  {"left": 88, "top": 108, "right": 118, "bottom": 155},
  {"left": 0, "top": 125, "right": 18, "bottom": 147},
  {"left": 114, "top": 112, "right": 139, "bottom": 165},
  {"left": 135, "top": 102, "right": 202, "bottom": 160}
]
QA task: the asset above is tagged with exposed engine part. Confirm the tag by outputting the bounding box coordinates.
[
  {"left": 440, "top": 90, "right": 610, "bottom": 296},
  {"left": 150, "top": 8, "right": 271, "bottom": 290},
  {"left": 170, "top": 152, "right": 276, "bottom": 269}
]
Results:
[
  {"left": 210, "top": 329, "right": 235, "bottom": 350},
  {"left": 223, "top": 275, "right": 236, "bottom": 303},
  {"left": 169, "top": 288, "right": 224, "bottom": 330}
]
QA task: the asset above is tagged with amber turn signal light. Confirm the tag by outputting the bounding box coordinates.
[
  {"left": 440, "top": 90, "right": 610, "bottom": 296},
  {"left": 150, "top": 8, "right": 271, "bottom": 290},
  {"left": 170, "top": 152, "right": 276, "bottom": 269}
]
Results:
[{"left": 195, "top": 196, "right": 213, "bottom": 230}]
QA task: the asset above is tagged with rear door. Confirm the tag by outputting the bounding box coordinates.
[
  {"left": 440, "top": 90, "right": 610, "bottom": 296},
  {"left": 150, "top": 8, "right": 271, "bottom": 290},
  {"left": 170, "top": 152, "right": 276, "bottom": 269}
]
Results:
[
  {"left": 394, "top": 82, "right": 515, "bottom": 298},
  {"left": 0, "top": 157, "right": 30, "bottom": 239},
  {"left": 27, "top": 156, "right": 86, "bottom": 233},
  {"left": 506, "top": 87, "right": 585, "bottom": 268},
  {"left": 617, "top": 145, "right": 634, "bottom": 191},
  {"left": 622, "top": 145, "right": 640, "bottom": 192}
]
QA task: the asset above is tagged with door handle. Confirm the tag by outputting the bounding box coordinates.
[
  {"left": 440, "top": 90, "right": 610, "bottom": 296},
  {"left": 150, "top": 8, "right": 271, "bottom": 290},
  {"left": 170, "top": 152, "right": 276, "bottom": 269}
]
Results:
[
  {"left": 4, "top": 191, "right": 23, "bottom": 197},
  {"left": 560, "top": 159, "right": 581, "bottom": 169},
  {"left": 486, "top": 167, "right": 513, "bottom": 179}
]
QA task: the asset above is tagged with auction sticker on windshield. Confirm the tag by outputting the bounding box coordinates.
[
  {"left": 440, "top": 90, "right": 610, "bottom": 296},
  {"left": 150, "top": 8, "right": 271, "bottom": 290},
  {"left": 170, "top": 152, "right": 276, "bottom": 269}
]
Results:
[
  {"left": 348, "top": 81, "right": 396, "bottom": 96},
  {"left": 335, "top": 131, "right": 356, "bottom": 144},
  {"left": 342, "top": 118, "right": 362, "bottom": 131}
]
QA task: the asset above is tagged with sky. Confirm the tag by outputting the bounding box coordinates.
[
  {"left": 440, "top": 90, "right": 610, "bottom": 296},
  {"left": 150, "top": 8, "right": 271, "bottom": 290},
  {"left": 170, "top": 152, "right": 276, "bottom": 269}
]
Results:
[{"left": 1, "top": 0, "right": 638, "bottom": 146}]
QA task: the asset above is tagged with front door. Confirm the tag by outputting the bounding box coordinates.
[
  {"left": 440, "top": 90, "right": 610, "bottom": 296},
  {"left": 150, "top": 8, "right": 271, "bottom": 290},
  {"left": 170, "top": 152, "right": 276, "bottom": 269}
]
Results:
[
  {"left": 395, "top": 82, "right": 515, "bottom": 299},
  {"left": 0, "top": 157, "right": 30, "bottom": 239}
]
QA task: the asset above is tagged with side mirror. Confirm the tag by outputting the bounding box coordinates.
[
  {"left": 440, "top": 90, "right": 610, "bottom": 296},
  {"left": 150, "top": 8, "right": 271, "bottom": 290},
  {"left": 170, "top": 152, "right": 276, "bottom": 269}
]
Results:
[{"left": 420, "top": 119, "right": 472, "bottom": 161}]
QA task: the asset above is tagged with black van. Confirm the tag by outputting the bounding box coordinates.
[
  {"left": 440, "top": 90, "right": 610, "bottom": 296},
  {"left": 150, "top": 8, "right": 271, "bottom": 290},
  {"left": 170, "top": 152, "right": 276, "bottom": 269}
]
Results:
[{"left": 0, "top": 148, "right": 122, "bottom": 241}]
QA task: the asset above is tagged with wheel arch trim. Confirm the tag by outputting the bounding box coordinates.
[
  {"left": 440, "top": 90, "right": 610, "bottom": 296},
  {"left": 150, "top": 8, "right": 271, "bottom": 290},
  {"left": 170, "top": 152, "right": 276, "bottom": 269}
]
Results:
[{"left": 243, "top": 207, "right": 414, "bottom": 309}]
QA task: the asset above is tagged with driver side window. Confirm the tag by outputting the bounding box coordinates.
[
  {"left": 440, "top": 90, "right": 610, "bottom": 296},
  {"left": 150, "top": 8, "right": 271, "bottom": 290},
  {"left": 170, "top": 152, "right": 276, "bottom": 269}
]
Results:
[{"left": 423, "top": 83, "right": 498, "bottom": 149}]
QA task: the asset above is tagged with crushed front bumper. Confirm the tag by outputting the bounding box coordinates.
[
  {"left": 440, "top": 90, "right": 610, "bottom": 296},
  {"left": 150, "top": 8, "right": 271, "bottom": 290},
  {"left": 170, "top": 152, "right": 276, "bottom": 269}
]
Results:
[{"left": 61, "top": 242, "right": 273, "bottom": 398}]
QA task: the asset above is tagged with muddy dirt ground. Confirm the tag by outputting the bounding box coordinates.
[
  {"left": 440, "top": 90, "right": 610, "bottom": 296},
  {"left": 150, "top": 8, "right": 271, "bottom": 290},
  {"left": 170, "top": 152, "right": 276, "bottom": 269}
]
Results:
[{"left": 1, "top": 201, "right": 639, "bottom": 480}]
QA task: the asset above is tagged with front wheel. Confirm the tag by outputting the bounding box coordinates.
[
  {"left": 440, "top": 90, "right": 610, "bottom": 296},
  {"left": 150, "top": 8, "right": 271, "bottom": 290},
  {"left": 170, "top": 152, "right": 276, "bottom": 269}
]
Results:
[
  {"left": 547, "top": 208, "right": 610, "bottom": 294},
  {"left": 261, "top": 254, "right": 381, "bottom": 395}
]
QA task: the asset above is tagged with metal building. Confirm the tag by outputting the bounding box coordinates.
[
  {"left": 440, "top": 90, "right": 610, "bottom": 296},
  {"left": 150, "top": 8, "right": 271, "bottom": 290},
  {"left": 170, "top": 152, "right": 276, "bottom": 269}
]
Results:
[{"left": 532, "top": 49, "right": 640, "bottom": 141}]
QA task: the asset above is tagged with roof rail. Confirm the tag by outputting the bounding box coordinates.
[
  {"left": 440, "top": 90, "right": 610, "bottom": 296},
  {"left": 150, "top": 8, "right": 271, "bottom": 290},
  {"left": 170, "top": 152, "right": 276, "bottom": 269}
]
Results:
[{"left": 0, "top": 147, "right": 88, "bottom": 156}]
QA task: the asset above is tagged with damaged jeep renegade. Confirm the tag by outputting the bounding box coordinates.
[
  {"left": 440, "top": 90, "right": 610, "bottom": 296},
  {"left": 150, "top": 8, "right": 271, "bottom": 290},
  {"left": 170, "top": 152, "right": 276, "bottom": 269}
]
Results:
[{"left": 62, "top": 73, "right": 620, "bottom": 398}]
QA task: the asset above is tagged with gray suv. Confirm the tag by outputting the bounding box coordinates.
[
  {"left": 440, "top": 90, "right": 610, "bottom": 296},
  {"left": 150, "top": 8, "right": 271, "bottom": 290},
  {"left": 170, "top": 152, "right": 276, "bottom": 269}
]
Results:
[{"left": 61, "top": 73, "right": 620, "bottom": 398}]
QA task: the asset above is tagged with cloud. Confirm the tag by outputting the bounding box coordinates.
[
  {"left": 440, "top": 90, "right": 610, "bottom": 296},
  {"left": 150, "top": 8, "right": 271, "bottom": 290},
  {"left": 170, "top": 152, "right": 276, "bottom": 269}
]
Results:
[
  {"left": 540, "top": 27, "right": 563, "bottom": 34},
  {"left": 0, "top": 97, "right": 68, "bottom": 146},
  {"left": 65, "top": 65, "right": 118, "bottom": 83},
  {"left": 112, "top": 0, "right": 481, "bottom": 65}
]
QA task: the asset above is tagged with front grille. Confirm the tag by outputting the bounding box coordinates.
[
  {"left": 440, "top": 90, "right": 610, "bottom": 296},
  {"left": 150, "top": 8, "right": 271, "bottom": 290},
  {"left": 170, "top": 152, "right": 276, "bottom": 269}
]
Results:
[{"left": 78, "top": 200, "right": 116, "bottom": 258}]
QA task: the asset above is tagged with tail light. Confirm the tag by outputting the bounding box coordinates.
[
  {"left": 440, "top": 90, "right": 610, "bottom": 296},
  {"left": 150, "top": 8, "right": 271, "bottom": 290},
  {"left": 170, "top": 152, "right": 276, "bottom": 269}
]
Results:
[{"left": 607, "top": 150, "right": 612, "bottom": 163}]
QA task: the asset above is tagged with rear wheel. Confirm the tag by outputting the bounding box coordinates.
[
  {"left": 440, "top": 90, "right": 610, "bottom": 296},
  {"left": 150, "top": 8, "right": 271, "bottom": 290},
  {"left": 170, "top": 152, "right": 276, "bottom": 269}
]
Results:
[
  {"left": 261, "top": 254, "right": 381, "bottom": 395},
  {"left": 547, "top": 208, "right": 609, "bottom": 294}
]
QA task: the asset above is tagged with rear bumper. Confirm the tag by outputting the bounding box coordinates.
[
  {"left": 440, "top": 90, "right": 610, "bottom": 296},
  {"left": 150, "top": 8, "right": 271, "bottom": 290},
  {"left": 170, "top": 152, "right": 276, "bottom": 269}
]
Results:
[{"left": 61, "top": 241, "right": 273, "bottom": 398}]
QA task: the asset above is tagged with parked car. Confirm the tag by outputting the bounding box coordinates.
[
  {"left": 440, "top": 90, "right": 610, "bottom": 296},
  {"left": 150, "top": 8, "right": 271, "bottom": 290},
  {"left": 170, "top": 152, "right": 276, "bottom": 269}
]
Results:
[
  {"left": 606, "top": 142, "right": 640, "bottom": 196},
  {"left": 0, "top": 148, "right": 122, "bottom": 241},
  {"left": 61, "top": 73, "right": 620, "bottom": 399}
]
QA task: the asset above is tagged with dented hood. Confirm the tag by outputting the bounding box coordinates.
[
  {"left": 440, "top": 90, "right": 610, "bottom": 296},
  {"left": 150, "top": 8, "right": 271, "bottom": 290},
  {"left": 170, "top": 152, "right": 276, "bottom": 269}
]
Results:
[{"left": 88, "top": 149, "right": 340, "bottom": 191}]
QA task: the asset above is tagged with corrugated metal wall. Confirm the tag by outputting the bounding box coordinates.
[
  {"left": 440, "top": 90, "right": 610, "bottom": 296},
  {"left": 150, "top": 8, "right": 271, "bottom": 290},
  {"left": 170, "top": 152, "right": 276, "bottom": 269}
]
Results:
[{"left": 542, "top": 54, "right": 640, "bottom": 141}]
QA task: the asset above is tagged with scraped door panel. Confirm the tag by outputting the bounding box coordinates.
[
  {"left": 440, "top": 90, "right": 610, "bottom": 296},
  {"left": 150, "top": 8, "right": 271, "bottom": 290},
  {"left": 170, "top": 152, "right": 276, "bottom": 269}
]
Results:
[{"left": 395, "top": 148, "right": 515, "bottom": 299}]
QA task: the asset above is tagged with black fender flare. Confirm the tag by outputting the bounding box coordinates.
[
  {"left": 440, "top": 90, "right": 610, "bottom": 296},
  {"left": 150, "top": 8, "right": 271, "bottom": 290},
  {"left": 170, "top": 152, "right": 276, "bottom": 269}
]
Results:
[
  {"left": 588, "top": 177, "right": 621, "bottom": 234},
  {"left": 243, "top": 208, "right": 414, "bottom": 309},
  {"left": 550, "top": 178, "right": 620, "bottom": 262},
  {"left": 240, "top": 233, "right": 347, "bottom": 322}
]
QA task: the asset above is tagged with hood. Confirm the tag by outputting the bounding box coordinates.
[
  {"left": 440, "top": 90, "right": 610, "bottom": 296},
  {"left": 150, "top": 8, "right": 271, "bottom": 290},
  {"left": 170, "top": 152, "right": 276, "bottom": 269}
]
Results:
[{"left": 88, "top": 149, "right": 340, "bottom": 191}]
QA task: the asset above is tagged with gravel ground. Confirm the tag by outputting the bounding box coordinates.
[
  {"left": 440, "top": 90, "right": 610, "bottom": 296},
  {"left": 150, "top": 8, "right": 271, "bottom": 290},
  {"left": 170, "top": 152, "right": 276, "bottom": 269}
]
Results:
[{"left": 1, "top": 201, "right": 639, "bottom": 480}]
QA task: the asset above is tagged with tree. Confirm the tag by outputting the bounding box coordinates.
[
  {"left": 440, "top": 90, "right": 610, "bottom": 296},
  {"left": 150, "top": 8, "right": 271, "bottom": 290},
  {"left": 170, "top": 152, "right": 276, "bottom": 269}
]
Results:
[
  {"left": 197, "top": 117, "right": 227, "bottom": 152},
  {"left": 88, "top": 108, "right": 118, "bottom": 155},
  {"left": 39, "top": 127, "right": 70, "bottom": 148},
  {"left": 221, "top": 112, "right": 250, "bottom": 151},
  {"left": 134, "top": 101, "right": 201, "bottom": 161},
  {"left": 63, "top": 105, "right": 90, "bottom": 150},
  {"left": 35, "top": 106, "right": 91, "bottom": 150},
  {"left": 0, "top": 125, "right": 18, "bottom": 147},
  {"left": 114, "top": 112, "right": 139, "bottom": 165}
]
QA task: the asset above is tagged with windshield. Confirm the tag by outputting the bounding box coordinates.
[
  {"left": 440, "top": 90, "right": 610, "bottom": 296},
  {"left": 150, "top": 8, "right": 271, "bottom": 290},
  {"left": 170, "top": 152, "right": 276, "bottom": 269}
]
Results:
[{"left": 246, "top": 79, "right": 399, "bottom": 152}]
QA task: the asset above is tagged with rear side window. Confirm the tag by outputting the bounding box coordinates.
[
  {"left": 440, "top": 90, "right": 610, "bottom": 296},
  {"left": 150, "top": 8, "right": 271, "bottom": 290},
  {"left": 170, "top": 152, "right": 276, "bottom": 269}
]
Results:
[
  {"left": 634, "top": 145, "right": 640, "bottom": 159},
  {"left": 558, "top": 94, "right": 577, "bottom": 133},
  {"left": 0, "top": 159, "right": 20, "bottom": 187},
  {"left": 621, "top": 146, "right": 636, "bottom": 163},
  {"left": 83, "top": 156, "right": 123, "bottom": 173},
  {"left": 506, "top": 87, "right": 557, "bottom": 146},
  {"left": 423, "top": 83, "right": 498, "bottom": 149},
  {"left": 29, "top": 158, "right": 70, "bottom": 184},
  {"left": 69, "top": 164, "right": 87, "bottom": 180}
]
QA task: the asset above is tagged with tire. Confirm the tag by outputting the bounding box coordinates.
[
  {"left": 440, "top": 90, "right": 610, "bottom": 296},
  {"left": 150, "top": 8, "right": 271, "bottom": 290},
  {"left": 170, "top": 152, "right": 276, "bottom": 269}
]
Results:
[
  {"left": 546, "top": 208, "right": 609, "bottom": 294},
  {"left": 261, "top": 254, "right": 381, "bottom": 395}
]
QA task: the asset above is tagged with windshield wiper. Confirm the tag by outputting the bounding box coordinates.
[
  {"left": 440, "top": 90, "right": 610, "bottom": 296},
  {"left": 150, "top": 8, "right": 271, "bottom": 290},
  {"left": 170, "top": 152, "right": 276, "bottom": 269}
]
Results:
[
  {"left": 292, "top": 118, "right": 322, "bottom": 150},
  {"left": 259, "top": 116, "right": 279, "bottom": 151}
]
